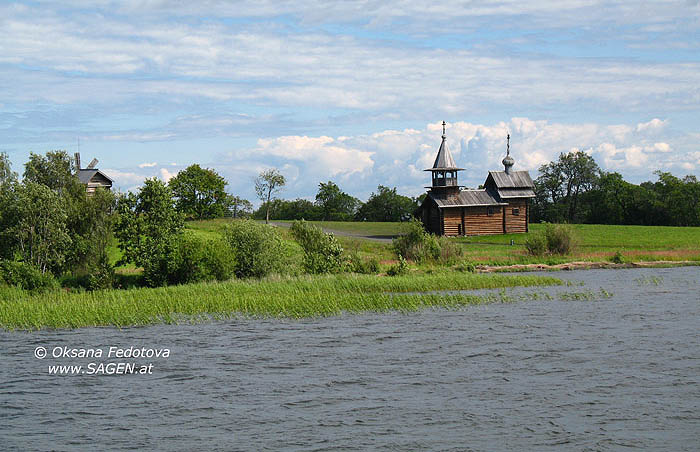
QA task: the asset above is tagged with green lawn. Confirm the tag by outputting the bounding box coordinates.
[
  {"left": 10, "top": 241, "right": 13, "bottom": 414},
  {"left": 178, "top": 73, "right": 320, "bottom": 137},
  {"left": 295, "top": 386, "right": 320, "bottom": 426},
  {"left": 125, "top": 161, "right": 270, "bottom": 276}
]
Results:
[
  {"left": 272, "top": 220, "right": 404, "bottom": 236},
  {"left": 111, "top": 219, "right": 700, "bottom": 272}
]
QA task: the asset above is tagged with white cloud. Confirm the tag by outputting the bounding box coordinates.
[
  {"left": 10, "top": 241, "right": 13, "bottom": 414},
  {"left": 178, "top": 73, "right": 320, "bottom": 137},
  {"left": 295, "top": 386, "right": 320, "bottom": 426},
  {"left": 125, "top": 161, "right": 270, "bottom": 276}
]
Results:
[
  {"left": 160, "top": 168, "right": 178, "bottom": 182},
  {"left": 636, "top": 118, "right": 668, "bottom": 133},
  {"left": 101, "top": 168, "right": 145, "bottom": 186},
  {"left": 138, "top": 162, "right": 157, "bottom": 168},
  {"left": 649, "top": 142, "right": 671, "bottom": 153},
  {"left": 207, "top": 118, "right": 695, "bottom": 203},
  {"left": 254, "top": 135, "right": 374, "bottom": 177},
  {"left": 1, "top": 8, "right": 699, "bottom": 118}
]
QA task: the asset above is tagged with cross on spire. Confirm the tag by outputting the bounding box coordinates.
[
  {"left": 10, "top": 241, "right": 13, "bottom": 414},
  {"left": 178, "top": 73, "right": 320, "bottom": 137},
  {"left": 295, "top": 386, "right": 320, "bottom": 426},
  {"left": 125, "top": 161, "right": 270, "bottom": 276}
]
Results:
[
  {"left": 442, "top": 120, "right": 446, "bottom": 136},
  {"left": 507, "top": 133, "right": 510, "bottom": 156}
]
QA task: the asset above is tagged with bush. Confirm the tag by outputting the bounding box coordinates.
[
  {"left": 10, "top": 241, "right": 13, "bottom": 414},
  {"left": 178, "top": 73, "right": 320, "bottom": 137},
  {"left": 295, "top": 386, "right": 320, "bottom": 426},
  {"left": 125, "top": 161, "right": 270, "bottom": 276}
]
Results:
[
  {"left": 525, "top": 233, "right": 547, "bottom": 256},
  {"left": 455, "top": 261, "right": 476, "bottom": 273},
  {"left": 610, "top": 250, "right": 625, "bottom": 264},
  {"left": 0, "top": 260, "right": 58, "bottom": 291},
  {"left": 222, "top": 220, "right": 283, "bottom": 278},
  {"left": 525, "top": 223, "right": 576, "bottom": 256},
  {"left": 436, "top": 236, "right": 463, "bottom": 265},
  {"left": 392, "top": 219, "right": 462, "bottom": 264},
  {"left": 392, "top": 219, "right": 440, "bottom": 263},
  {"left": 345, "top": 250, "right": 380, "bottom": 274},
  {"left": 168, "top": 232, "right": 235, "bottom": 285},
  {"left": 545, "top": 223, "right": 574, "bottom": 255},
  {"left": 290, "top": 220, "right": 344, "bottom": 274},
  {"left": 387, "top": 255, "right": 409, "bottom": 276}
]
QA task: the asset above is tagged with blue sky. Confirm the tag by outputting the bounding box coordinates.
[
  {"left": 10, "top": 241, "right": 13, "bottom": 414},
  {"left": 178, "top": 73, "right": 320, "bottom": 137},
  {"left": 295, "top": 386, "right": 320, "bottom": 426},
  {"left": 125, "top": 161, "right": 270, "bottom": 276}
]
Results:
[{"left": 1, "top": 0, "right": 699, "bottom": 203}]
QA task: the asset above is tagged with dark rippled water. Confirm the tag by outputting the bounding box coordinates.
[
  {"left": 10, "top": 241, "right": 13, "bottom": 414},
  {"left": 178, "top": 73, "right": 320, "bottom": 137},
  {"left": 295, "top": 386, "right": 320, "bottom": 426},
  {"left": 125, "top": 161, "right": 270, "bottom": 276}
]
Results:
[{"left": 2, "top": 267, "right": 699, "bottom": 451}]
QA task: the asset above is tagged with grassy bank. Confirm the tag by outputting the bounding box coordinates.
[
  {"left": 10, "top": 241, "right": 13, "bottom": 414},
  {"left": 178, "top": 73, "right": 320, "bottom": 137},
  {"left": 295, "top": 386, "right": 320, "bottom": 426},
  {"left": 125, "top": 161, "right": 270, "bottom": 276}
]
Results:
[
  {"left": 455, "top": 223, "right": 700, "bottom": 265},
  {"left": 1, "top": 272, "right": 561, "bottom": 330},
  {"left": 181, "top": 219, "right": 700, "bottom": 266}
]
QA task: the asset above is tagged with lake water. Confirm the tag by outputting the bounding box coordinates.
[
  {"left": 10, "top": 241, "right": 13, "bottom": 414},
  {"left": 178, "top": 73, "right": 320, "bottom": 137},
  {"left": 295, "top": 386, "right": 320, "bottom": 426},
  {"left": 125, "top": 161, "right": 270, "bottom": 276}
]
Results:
[{"left": 1, "top": 267, "right": 699, "bottom": 451}]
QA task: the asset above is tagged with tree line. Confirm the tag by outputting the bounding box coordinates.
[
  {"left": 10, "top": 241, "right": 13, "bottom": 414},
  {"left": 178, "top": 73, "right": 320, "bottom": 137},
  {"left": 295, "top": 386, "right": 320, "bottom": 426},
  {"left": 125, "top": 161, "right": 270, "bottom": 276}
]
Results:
[
  {"left": 0, "top": 150, "right": 422, "bottom": 290},
  {"left": 532, "top": 151, "right": 700, "bottom": 226}
]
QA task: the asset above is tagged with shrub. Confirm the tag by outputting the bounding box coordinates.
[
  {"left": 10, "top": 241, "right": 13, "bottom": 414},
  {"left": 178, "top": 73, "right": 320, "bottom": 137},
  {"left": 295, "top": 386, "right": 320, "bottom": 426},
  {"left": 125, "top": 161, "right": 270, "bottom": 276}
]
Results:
[
  {"left": 436, "top": 236, "right": 463, "bottom": 265},
  {"left": 393, "top": 219, "right": 462, "bottom": 264},
  {"left": 290, "top": 220, "right": 344, "bottom": 274},
  {"left": 545, "top": 223, "right": 575, "bottom": 255},
  {"left": 168, "top": 232, "right": 235, "bottom": 285},
  {"left": 386, "top": 255, "right": 409, "bottom": 276},
  {"left": 525, "top": 223, "right": 576, "bottom": 256},
  {"left": 345, "top": 250, "right": 380, "bottom": 274},
  {"left": 0, "top": 260, "right": 58, "bottom": 292},
  {"left": 392, "top": 219, "right": 440, "bottom": 262},
  {"left": 455, "top": 261, "right": 476, "bottom": 273},
  {"left": 610, "top": 250, "right": 625, "bottom": 264},
  {"left": 525, "top": 233, "right": 547, "bottom": 256},
  {"left": 222, "top": 220, "right": 283, "bottom": 278}
]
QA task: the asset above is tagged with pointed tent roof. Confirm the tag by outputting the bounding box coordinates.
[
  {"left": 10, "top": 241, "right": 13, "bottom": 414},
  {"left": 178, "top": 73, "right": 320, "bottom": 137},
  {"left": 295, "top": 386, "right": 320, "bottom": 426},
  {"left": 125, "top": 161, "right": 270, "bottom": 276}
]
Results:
[{"left": 425, "top": 121, "right": 464, "bottom": 171}]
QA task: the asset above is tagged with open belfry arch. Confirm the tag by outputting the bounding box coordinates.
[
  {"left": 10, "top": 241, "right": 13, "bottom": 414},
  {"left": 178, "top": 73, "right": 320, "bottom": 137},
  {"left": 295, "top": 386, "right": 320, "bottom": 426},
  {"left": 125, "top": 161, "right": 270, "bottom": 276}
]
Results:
[{"left": 416, "top": 122, "right": 535, "bottom": 236}]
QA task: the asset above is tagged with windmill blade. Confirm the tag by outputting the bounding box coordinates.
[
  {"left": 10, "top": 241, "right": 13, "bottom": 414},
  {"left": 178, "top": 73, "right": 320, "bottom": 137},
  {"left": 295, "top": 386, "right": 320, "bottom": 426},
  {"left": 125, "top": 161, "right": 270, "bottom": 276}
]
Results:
[{"left": 87, "top": 158, "right": 99, "bottom": 169}]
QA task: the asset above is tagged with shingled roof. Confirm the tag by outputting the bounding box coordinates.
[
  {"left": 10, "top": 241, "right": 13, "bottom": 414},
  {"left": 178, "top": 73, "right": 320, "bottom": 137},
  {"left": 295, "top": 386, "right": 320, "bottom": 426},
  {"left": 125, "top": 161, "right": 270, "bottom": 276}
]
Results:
[
  {"left": 429, "top": 190, "right": 506, "bottom": 208},
  {"left": 425, "top": 122, "right": 464, "bottom": 171},
  {"left": 78, "top": 169, "right": 113, "bottom": 184},
  {"left": 485, "top": 170, "right": 535, "bottom": 199}
]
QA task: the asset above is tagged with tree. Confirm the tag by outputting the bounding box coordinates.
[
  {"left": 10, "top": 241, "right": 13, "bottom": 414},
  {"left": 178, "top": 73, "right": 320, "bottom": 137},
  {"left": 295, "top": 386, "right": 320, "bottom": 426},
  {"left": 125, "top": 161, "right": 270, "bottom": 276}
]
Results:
[
  {"left": 0, "top": 153, "right": 19, "bottom": 259},
  {"left": 168, "top": 164, "right": 230, "bottom": 219},
  {"left": 23, "top": 150, "right": 81, "bottom": 196},
  {"left": 534, "top": 151, "right": 600, "bottom": 223},
  {"left": 67, "top": 187, "right": 117, "bottom": 280},
  {"left": 253, "top": 198, "right": 321, "bottom": 221},
  {"left": 255, "top": 169, "right": 286, "bottom": 224},
  {"left": 0, "top": 152, "right": 17, "bottom": 187},
  {"left": 315, "top": 181, "right": 360, "bottom": 221},
  {"left": 114, "top": 178, "right": 184, "bottom": 287},
  {"left": 229, "top": 196, "right": 253, "bottom": 218},
  {"left": 9, "top": 182, "right": 71, "bottom": 274},
  {"left": 355, "top": 185, "right": 416, "bottom": 222}
]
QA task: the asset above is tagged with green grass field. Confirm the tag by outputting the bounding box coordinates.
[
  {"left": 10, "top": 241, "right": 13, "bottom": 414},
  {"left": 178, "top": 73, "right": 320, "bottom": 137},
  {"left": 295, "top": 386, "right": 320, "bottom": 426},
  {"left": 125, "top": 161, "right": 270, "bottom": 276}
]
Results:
[
  {"left": 110, "top": 220, "right": 700, "bottom": 270},
  {"left": 271, "top": 220, "right": 403, "bottom": 236},
  {"left": 454, "top": 223, "right": 700, "bottom": 264}
]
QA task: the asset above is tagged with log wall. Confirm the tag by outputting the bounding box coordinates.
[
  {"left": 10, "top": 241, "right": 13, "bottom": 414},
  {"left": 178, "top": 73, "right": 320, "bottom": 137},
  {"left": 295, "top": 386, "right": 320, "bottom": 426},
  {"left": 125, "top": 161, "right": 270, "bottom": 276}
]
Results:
[
  {"left": 464, "top": 206, "right": 504, "bottom": 235},
  {"left": 503, "top": 199, "right": 528, "bottom": 234},
  {"left": 442, "top": 208, "right": 463, "bottom": 236}
]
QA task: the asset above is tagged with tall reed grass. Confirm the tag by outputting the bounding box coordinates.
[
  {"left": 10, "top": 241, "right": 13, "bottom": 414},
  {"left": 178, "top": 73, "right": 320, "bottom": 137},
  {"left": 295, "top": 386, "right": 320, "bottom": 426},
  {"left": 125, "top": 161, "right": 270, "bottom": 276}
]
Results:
[{"left": 0, "top": 272, "right": 561, "bottom": 330}]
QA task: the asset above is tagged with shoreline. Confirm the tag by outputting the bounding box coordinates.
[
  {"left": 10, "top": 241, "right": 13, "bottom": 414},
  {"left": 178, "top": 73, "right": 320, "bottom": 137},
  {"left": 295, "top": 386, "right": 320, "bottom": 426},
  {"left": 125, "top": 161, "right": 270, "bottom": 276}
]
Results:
[{"left": 476, "top": 260, "right": 700, "bottom": 273}]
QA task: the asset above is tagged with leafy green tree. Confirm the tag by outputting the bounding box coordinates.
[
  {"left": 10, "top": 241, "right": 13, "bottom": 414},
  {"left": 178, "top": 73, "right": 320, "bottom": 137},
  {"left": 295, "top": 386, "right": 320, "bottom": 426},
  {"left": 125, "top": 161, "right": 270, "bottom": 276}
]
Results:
[
  {"left": 0, "top": 153, "right": 19, "bottom": 259},
  {"left": 255, "top": 169, "right": 286, "bottom": 224},
  {"left": 0, "top": 152, "right": 17, "bottom": 187},
  {"left": 10, "top": 182, "right": 71, "bottom": 274},
  {"left": 355, "top": 185, "right": 416, "bottom": 222},
  {"left": 254, "top": 198, "right": 321, "bottom": 221},
  {"left": 168, "top": 164, "right": 230, "bottom": 219},
  {"left": 315, "top": 181, "right": 360, "bottom": 221},
  {"left": 648, "top": 171, "right": 700, "bottom": 226},
  {"left": 534, "top": 151, "right": 600, "bottom": 223},
  {"left": 22, "top": 150, "right": 116, "bottom": 280},
  {"left": 114, "top": 178, "right": 184, "bottom": 287},
  {"left": 23, "top": 150, "right": 81, "bottom": 196},
  {"left": 229, "top": 196, "right": 253, "bottom": 218},
  {"left": 68, "top": 187, "right": 117, "bottom": 283}
]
